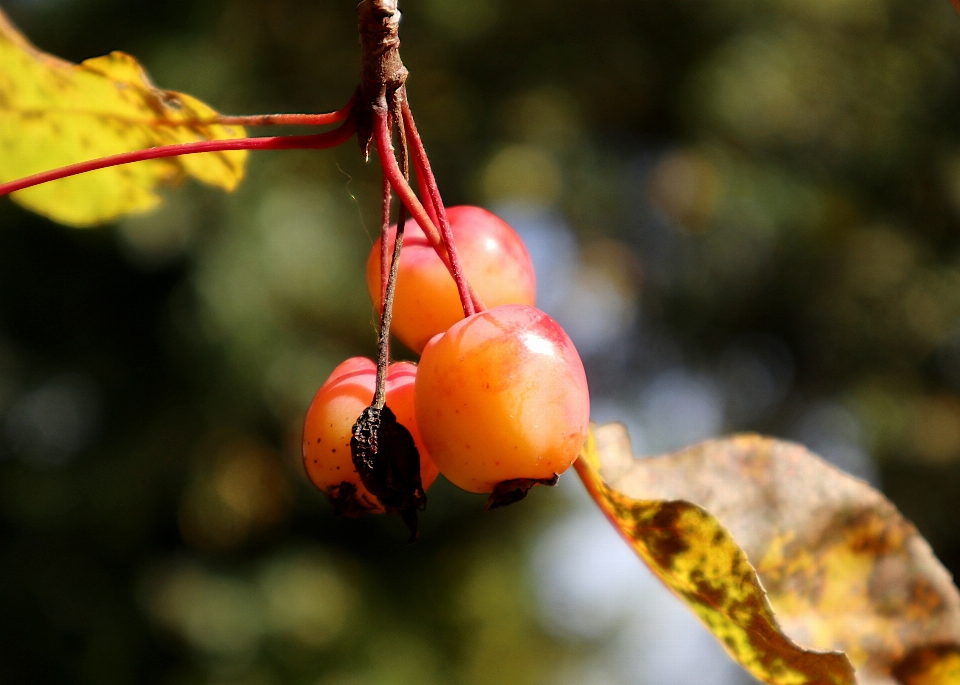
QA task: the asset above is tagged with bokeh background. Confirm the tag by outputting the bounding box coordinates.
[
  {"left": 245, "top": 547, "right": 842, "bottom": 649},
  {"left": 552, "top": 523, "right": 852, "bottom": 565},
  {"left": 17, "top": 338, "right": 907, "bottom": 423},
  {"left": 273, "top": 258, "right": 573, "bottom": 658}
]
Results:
[{"left": 2, "top": 0, "right": 960, "bottom": 683}]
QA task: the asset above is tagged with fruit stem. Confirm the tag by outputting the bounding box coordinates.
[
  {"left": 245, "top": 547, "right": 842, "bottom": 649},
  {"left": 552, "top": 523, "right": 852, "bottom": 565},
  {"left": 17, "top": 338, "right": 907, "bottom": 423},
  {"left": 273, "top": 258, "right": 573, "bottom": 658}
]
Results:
[
  {"left": 374, "top": 105, "right": 409, "bottom": 409},
  {"left": 0, "top": 116, "right": 357, "bottom": 198},
  {"left": 402, "top": 99, "right": 484, "bottom": 313},
  {"left": 357, "top": 0, "right": 479, "bottom": 319},
  {"left": 379, "top": 172, "right": 392, "bottom": 311},
  {"left": 376, "top": 106, "right": 476, "bottom": 318},
  {"left": 405, "top": 145, "right": 483, "bottom": 312},
  {"left": 413, "top": 161, "right": 441, "bottom": 233},
  {"left": 374, "top": 105, "right": 405, "bottom": 408},
  {"left": 374, "top": 207, "right": 404, "bottom": 409},
  {"left": 375, "top": 111, "right": 440, "bottom": 249}
]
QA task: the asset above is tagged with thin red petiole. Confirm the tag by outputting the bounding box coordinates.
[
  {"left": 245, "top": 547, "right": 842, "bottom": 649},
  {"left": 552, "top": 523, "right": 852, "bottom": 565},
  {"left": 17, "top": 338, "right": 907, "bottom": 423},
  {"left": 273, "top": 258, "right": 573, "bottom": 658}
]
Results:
[
  {"left": 402, "top": 100, "right": 484, "bottom": 313},
  {"left": 216, "top": 95, "right": 356, "bottom": 127},
  {"left": 375, "top": 111, "right": 441, "bottom": 250},
  {"left": 0, "top": 117, "right": 357, "bottom": 198},
  {"left": 412, "top": 161, "right": 441, "bottom": 231},
  {"left": 374, "top": 108, "right": 476, "bottom": 318},
  {"left": 408, "top": 153, "right": 483, "bottom": 312},
  {"left": 406, "top": 153, "right": 486, "bottom": 312}
]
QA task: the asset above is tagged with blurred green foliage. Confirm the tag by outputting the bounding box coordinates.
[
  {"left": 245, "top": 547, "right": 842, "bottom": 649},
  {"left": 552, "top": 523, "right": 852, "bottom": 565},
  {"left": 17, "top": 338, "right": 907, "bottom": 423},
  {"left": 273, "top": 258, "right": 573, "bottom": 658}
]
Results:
[{"left": 1, "top": 0, "right": 960, "bottom": 683}]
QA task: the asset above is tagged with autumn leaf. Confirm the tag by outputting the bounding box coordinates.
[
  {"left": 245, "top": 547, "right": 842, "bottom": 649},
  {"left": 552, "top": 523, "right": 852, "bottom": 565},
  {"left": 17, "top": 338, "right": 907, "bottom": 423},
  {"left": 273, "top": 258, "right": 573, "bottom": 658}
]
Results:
[
  {"left": 0, "top": 8, "right": 247, "bottom": 227},
  {"left": 894, "top": 646, "right": 960, "bottom": 685},
  {"left": 577, "top": 424, "right": 960, "bottom": 685}
]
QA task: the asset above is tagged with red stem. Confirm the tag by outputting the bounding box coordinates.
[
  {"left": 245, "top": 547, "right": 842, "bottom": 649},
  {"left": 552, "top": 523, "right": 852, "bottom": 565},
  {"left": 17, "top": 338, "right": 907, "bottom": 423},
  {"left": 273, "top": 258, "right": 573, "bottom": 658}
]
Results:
[
  {"left": 216, "top": 96, "right": 356, "bottom": 127},
  {"left": 412, "top": 160, "right": 441, "bottom": 231},
  {"left": 407, "top": 154, "right": 487, "bottom": 311},
  {"left": 402, "top": 100, "right": 484, "bottom": 313},
  {"left": 374, "top": 108, "right": 475, "bottom": 318},
  {"left": 0, "top": 117, "right": 357, "bottom": 198},
  {"left": 374, "top": 113, "right": 438, "bottom": 247}
]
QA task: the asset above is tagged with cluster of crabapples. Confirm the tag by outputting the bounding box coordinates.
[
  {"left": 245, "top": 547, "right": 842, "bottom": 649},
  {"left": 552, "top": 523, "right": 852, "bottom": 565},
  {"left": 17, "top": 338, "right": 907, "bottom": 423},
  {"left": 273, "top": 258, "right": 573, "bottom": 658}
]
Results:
[{"left": 302, "top": 205, "right": 590, "bottom": 513}]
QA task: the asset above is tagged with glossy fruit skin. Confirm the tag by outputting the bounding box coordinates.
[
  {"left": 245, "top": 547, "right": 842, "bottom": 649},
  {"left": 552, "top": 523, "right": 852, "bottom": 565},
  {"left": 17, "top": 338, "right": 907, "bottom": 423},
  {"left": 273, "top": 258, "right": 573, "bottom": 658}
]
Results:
[
  {"left": 302, "top": 357, "right": 439, "bottom": 511},
  {"left": 366, "top": 205, "right": 536, "bottom": 353},
  {"left": 415, "top": 304, "right": 590, "bottom": 493}
]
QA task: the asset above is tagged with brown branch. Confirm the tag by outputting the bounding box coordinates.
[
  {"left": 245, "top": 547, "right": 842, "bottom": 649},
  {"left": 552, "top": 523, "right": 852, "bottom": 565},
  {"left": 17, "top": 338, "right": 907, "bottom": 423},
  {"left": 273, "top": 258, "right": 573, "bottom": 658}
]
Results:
[{"left": 357, "top": 0, "right": 408, "bottom": 157}]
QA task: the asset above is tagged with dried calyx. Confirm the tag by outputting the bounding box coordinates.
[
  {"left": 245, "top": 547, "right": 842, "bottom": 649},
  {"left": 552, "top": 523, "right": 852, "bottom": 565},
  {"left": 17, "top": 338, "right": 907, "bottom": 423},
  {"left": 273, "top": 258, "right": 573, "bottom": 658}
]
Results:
[{"left": 351, "top": 405, "right": 426, "bottom": 540}]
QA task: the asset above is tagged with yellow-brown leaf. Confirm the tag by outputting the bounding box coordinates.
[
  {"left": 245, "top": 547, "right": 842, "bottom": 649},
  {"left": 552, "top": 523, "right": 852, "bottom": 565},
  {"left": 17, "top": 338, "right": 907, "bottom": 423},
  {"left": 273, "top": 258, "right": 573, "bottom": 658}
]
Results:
[
  {"left": 577, "top": 426, "right": 855, "bottom": 685},
  {"left": 893, "top": 646, "right": 960, "bottom": 685},
  {"left": 0, "top": 8, "right": 247, "bottom": 226},
  {"left": 579, "top": 423, "right": 960, "bottom": 685}
]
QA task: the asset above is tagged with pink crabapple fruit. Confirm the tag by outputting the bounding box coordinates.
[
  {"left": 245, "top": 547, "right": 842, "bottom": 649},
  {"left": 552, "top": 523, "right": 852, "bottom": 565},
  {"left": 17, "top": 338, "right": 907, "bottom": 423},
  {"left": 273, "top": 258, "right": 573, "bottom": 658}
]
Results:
[
  {"left": 415, "top": 304, "right": 590, "bottom": 494},
  {"left": 303, "top": 357, "right": 439, "bottom": 512},
  {"left": 367, "top": 205, "right": 537, "bottom": 353}
]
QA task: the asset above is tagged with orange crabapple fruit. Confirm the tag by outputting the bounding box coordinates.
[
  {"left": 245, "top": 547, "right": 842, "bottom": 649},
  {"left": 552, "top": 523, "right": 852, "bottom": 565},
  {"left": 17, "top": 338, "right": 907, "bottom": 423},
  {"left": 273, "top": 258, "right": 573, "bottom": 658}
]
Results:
[
  {"left": 415, "top": 304, "right": 590, "bottom": 494},
  {"left": 302, "top": 357, "right": 439, "bottom": 512},
  {"left": 366, "top": 205, "right": 536, "bottom": 354}
]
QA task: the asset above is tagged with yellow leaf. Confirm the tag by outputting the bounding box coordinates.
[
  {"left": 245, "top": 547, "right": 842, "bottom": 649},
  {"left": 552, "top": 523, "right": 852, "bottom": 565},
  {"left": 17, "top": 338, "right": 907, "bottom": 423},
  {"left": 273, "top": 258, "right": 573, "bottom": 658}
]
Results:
[
  {"left": 579, "top": 424, "right": 960, "bottom": 685},
  {"left": 893, "top": 646, "right": 960, "bottom": 685},
  {"left": 0, "top": 8, "right": 247, "bottom": 227}
]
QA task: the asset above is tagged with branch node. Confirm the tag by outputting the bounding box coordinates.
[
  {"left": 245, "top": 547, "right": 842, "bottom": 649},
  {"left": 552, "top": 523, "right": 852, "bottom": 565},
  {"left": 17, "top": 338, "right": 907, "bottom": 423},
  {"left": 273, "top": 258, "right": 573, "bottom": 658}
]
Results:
[{"left": 357, "top": 0, "right": 409, "bottom": 157}]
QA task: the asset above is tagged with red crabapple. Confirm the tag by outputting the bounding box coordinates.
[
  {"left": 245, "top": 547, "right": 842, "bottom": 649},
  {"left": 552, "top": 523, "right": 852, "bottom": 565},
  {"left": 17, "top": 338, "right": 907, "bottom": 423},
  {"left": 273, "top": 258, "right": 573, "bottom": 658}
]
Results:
[
  {"left": 303, "top": 357, "right": 439, "bottom": 513},
  {"left": 367, "top": 205, "right": 536, "bottom": 353},
  {"left": 415, "top": 304, "right": 590, "bottom": 494}
]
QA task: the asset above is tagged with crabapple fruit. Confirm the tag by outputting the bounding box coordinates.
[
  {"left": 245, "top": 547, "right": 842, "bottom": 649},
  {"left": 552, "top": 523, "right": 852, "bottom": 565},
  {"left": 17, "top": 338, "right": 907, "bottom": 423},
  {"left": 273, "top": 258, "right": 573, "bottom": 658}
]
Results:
[
  {"left": 415, "top": 304, "right": 590, "bottom": 494},
  {"left": 303, "top": 357, "right": 439, "bottom": 512},
  {"left": 367, "top": 205, "right": 536, "bottom": 353}
]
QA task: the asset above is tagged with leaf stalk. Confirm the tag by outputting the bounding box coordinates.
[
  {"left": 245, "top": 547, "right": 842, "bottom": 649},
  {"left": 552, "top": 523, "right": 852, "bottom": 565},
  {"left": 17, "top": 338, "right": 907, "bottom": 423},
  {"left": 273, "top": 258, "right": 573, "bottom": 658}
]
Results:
[{"left": 0, "top": 116, "right": 357, "bottom": 199}]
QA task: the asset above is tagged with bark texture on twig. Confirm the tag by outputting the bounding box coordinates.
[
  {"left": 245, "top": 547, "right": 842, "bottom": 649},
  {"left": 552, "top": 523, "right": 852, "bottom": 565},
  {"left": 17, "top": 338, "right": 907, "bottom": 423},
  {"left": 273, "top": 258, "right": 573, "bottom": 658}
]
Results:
[{"left": 357, "top": 0, "right": 408, "bottom": 157}]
